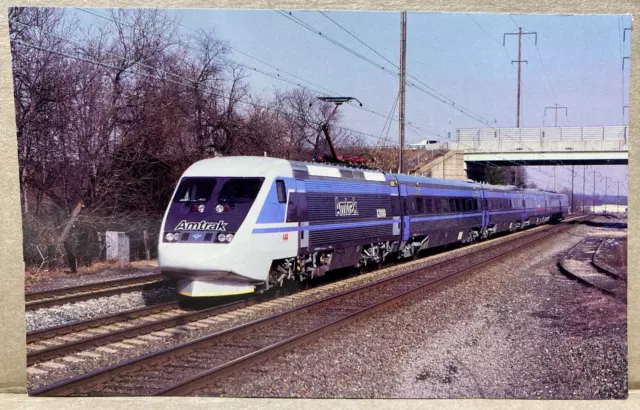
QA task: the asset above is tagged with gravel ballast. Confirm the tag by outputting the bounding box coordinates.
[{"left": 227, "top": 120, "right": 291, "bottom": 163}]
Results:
[
  {"left": 25, "top": 285, "right": 177, "bottom": 333},
  {"left": 26, "top": 222, "right": 567, "bottom": 391},
  {"left": 192, "top": 221, "right": 627, "bottom": 399}
]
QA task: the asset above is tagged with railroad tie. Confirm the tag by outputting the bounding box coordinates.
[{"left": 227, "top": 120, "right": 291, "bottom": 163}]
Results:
[
  {"left": 138, "top": 334, "right": 163, "bottom": 341},
  {"left": 122, "top": 339, "right": 147, "bottom": 346},
  {"left": 190, "top": 321, "right": 212, "bottom": 328},
  {"left": 164, "top": 328, "right": 187, "bottom": 334},
  {"left": 151, "top": 331, "right": 175, "bottom": 337},
  {"left": 199, "top": 317, "right": 225, "bottom": 324},
  {"left": 39, "top": 361, "right": 66, "bottom": 369},
  {"left": 175, "top": 325, "right": 198, "bottom": 331},
  {"left": 110, "top": 342, "right": 135, "bottom": 349},
  {"left": 96, "top": 346, "right": 118, "bottom": 353},
  {"left": 61, "top": 356, "right": 84, "bottom": 363},
  {"left": 26, "top": 367, "right": 48, "bottom": 376},
  {"left": 76, "top": 351, "right": 101, "bottom": 358}
]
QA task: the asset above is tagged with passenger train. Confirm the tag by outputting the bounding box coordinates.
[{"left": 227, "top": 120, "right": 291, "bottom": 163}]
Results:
[{"left": 158, "top": 156, "right": 569, "bottom": 297}]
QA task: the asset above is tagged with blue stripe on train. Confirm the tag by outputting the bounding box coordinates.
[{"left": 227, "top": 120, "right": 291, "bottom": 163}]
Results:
[
  {"left": 409, "top": 212, "right": 483, "bottom": 223},
  {"left": 253, "top": 211, "right": 491, "bottom": 235},
  {"left": 252, "top": 218, "right": 395, "bottom": 234},
  {"left": 489, "top": 210, "right": 525, "bottom": 215},
  {"left": 304, "top": 180, "right": 392, "bottom": 195},
  {"left": 404, "top": 188, "right": 481, "bottom": 198}
]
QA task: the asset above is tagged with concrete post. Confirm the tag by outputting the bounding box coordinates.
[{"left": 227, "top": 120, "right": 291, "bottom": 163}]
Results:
[{"left": 106, "top": 231, "right": 130, "bottom": 265}]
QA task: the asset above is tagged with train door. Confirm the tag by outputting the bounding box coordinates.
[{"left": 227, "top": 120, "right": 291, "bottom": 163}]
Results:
[
  {"left": 399, "top": 183, "right": 410, "bottom": 243},
  {"left": 389, "top": 177, "right": 402, "bottom": 243},
  {"left": 295, "top": 180, "right": 309, "bottom": 254},
  {"left": 480, "top": 188, "right": 489, "bottom": 232}
]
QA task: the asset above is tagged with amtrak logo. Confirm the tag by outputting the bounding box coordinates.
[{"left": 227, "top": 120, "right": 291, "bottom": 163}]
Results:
[
  {"left": 335, "top": 197, "right": 359, "bottom": 217},
  {"left": 192, "top": 233, "right": 202, "bottom": 239},
  {"left": 175, "top": 220, "right": 228, "bottom": 231}
]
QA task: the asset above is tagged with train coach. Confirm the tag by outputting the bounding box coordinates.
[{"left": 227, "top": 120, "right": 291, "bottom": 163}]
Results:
[{"left": 158, "top": 156, "right": 569, "bottom": 297}]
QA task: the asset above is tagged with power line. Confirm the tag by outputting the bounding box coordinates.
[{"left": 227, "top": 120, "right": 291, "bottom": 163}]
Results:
[
  {"left": 73, "top": 7, "right": 436, "bottom": 144},
  {"left": 279, "top": 10, "right": 496, "bottom": 128},
  {"left": 379, "top": 92, "right": 400, "bottom": 147},
  {"left": 14, "top": 14, "right": 577, "bottom": 188},
  {"left": 508, "top": 14, "right": 556, "bottom": 118},
  {"left": 13, "top": 38, "right": 400, "bottom": 148},
  {"left": 19, "top": 38, "right": 575, "bottom": 188},
  {"left": 318, "top": 11, "right": 398, "bottom": 69}
]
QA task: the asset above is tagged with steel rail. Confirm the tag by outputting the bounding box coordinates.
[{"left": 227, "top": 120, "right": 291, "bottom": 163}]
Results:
[
  {"left": 25, "top": 274, "right": 168, "bottom": 310},
  {"left": 27, "top": 299, "right": 248, "bottom": 365},
  {"left": 30, "top": 218, "right": 582, "bottom": 397}
]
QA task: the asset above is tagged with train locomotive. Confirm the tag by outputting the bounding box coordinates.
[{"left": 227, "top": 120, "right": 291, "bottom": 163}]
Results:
[{"left": 158, "top": 156, "right": 569, "bottom": 297}]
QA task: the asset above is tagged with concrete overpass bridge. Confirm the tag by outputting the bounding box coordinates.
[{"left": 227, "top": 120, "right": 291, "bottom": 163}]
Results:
[
  {"left": 455, "top": 126, "right": 628, "bottom": 166},
  {"left": 413, "top": 126, "right": 627, "bottom": 182}
]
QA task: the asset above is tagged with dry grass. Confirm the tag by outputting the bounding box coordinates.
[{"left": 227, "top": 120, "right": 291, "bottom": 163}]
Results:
[{"left": 24, "top": 259, "right": 159, "bottom": 286}]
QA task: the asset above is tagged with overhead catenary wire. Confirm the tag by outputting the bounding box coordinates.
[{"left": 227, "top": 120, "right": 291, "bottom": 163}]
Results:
[
  {"left": 280, "top": 10, "right": 496, "bottom": 128},
  {"left": 13, "top": 14, "right": 577, "bottom": 189},
  {"left": 313, "top": 9, "right": 569, "bottom": 173},
  {"left": 309, "top": 11, "right": 577, "bottom": 183},
  {"left": 13, "top": 39, "right": 401, "bottom": 148},
  {"left": 74, "top": 7, "right": 452, "bottom": 144}
]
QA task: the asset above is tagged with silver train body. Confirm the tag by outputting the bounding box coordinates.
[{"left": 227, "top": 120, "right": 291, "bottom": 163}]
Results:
[{"left": 158, "top": 156, "right": 569, "bottom": 297}]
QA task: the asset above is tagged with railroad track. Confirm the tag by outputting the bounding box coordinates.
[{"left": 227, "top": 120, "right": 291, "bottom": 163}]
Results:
[
  {"left": 25, "top": 274, "right": 169, "bottom": 311},
  {"left": 31, "top": 219, "right": 581, "bottom": 397},
  {"left": 591, "top": 238, "right": 625, "bottom": 279},
  {"left": 26, "top": 298, "right": 253, "bottom": 366},
  {"left": 556, "top": 235, "right": 625, "bottom": 297}
]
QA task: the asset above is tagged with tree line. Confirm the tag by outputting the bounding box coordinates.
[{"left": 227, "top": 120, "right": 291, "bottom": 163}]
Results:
[
  {"left": 10, "top": 7, "right": 373, "bottom": 272},
  {"left": 10, "top": 7, "right": 531, "bottom": 273}
]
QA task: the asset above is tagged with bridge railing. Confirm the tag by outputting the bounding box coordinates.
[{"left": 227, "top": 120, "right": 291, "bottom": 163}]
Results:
[
  {"left": 453, "top": 139, "right": 628, "bottom": 153},
  {"left": 456, "top": 126, "right": 628, "bottom": 147}
]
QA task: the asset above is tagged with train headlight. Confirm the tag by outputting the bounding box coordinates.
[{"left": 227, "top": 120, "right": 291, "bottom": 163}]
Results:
[
  {"left": 165, "top": 232, "right": 175, "bottom": 242},
  {"left": 216, "top": 204, "right": 224, "bottom": 213},
  {"left": 217, "top": 233, "right": 226, "bottom": 242},
  {"left": 225, "top": 233, "right": 234, "bottom": 242}
]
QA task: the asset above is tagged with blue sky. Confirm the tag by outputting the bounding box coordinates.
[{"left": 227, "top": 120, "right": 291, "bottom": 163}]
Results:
[{"left": 75, "top": 8, "right": 630, "bottom": 197}]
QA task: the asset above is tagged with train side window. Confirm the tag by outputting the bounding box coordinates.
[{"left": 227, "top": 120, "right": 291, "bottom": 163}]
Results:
[
  {"left": 416, "top": 197, "right": 424, "bottom": 213},
  {"left": 276, "top": 180, "right": 286, "bottom": 203},
  {"left": 448, "top": 198, "right": 456, "bottom": 213},
  {"left": 425, "top": 198, "right": 433, "bottom": 213},
  {"left": 457, "top": 198, "right": 465, "bottom": 212}
]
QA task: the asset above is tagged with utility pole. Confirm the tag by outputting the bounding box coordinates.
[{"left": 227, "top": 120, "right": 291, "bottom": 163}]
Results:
[
  {"left": 398, "top": 11, "right": 407, "bottom": 174},
  {"left": 504, "top": 27, "right": 537, "bottom": 127},
  {"left": 571, "top": 164, "right": 574, "bottom": 214},
  {"left": 591, "top": 170, "right": 598, "bottom": 214},
  {"left": 544, "top": 104, "right": 568, "bottom": 127},
  {"left": 582, "top": 165, "right": 586, "bottom": 214},
  {"left": 604, "top": 176, "right": 610, "bottom": 214},
  {"left": 616, "top": 181, "right": 622, "bottom": 213}
]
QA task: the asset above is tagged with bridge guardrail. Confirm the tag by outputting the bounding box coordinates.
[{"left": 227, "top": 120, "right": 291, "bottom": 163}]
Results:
[
  {"left": 454, "top": 139, "right": 628, "bottom": 152},
  {"left": 456, "top": 126, "right": 628, "bottom": 144}
]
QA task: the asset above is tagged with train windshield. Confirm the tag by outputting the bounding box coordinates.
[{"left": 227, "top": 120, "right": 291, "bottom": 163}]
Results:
[
  {"left": 218, "top": 178, "right": 264, "bottom": 204},
  {"left": 174, "top": 178, "right": 216, "bottom": 203}
]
